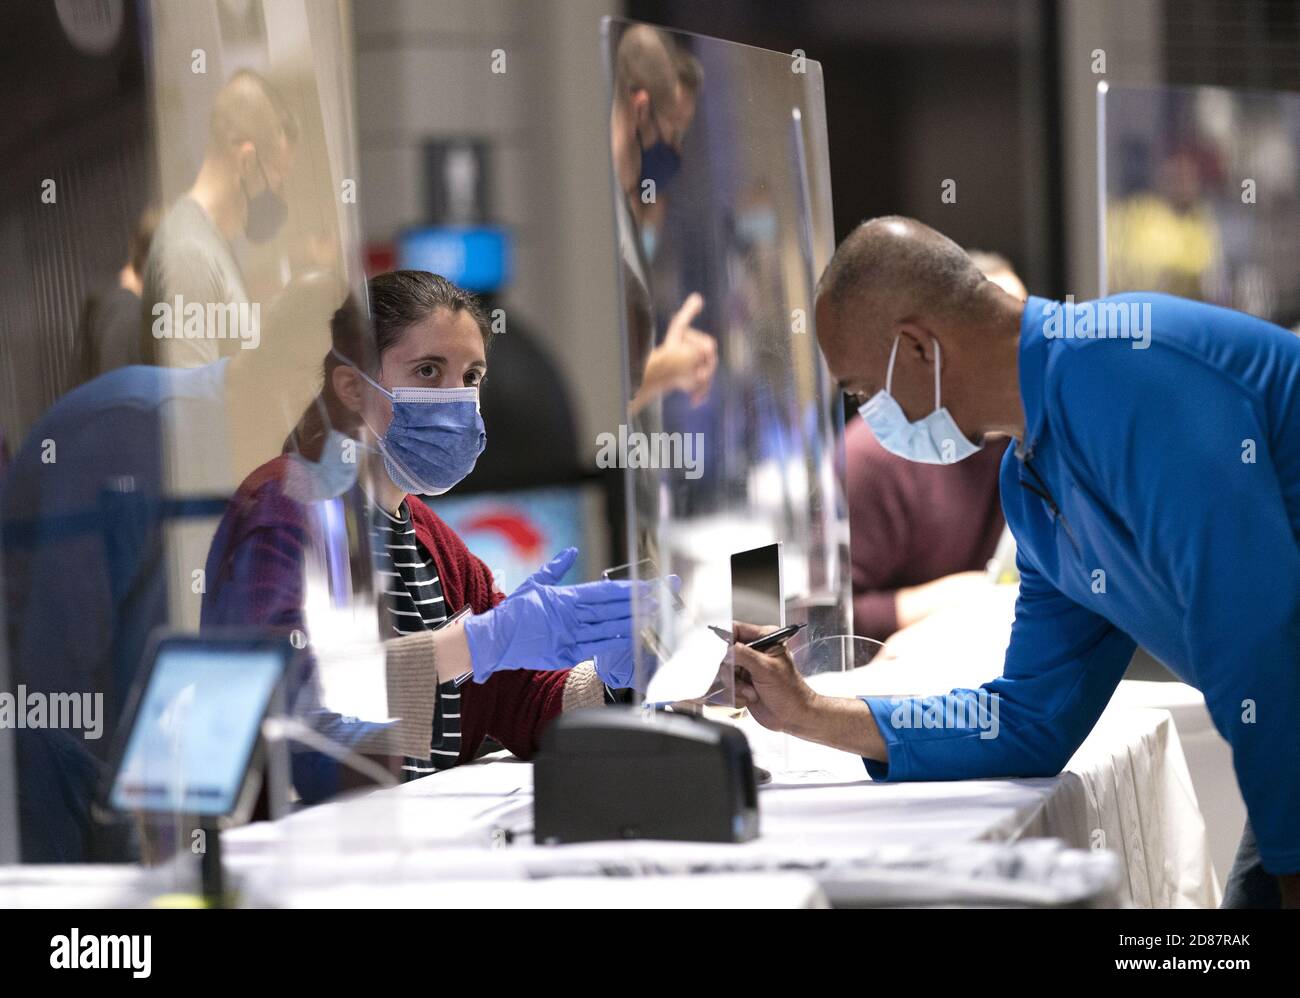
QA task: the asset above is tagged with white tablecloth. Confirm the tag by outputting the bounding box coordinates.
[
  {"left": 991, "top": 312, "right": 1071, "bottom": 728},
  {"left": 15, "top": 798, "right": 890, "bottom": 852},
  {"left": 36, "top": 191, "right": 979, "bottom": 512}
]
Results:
[
  {"left": 0, "top": 584, "right": 1220, "bottom": 907},
  {"left": 739, "top": 666, "right": 1218, "bottom": 907},
  {"left": 209, "top": 676, "right": 1208, "bottom": 906},
  {"left": 0, "top": 864, "right": 828, "bottom": 909},
  {"left": 859, "top": 586, "right": 1239, "bottom": 892},
  {"left": 1109, "top": 681, "right": 1246, "bottom": 889},
  {"left": 1, "top": 694, "right": 1178, "bottom": 907}
]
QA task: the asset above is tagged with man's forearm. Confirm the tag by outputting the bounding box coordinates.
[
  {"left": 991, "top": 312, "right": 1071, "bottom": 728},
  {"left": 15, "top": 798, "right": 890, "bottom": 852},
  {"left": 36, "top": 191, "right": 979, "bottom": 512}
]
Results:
[{"left": 789, "top": 693, "right": 889, "bottom": 762}]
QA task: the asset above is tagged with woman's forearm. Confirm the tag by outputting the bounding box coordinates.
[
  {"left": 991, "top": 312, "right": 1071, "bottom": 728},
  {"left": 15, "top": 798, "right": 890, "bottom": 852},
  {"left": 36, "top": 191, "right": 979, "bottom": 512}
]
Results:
[{"left": 429, "top": 616, "right": 472, "bottom": 682}]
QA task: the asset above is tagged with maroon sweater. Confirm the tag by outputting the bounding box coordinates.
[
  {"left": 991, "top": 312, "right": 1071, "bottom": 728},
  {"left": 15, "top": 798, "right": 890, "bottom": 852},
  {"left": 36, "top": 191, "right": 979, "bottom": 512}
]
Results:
[
  {"left": 202, "top": 455, "right": 570, "bottom": 768},
  {"left": 845, "top": 417, "right": 1006, "bottom": 642}
]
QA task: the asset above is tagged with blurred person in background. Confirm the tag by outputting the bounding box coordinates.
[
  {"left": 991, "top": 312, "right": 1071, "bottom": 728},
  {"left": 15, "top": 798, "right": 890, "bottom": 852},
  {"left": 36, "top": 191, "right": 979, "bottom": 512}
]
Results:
[
  {"left": 0, "top": 270, "right": 339, "bottom": 861},
  {"left": 846, "top": 249, "right": 1026, "bottom": 644},
  {"left": 610, "top": 24, "right": 716, "bottom": 416},
  {"left": 1, "top": 49, "right": 346, "bottom": 860},
  {"left": 74, "top": 206, "right": 159, "bottom": 382},
  {"left": 142, "top": 69, "right": 297, "bottom": 368},
  {"left": 1107, "top": 147, "right": 1224, "bottom": 302}
]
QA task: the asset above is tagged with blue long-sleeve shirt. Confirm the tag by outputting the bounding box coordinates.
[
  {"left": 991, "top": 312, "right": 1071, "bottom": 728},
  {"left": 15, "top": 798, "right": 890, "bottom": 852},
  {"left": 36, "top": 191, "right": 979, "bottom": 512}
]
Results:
[{"left": 862, "top": 293, "right": 1300, "bottom": 876}]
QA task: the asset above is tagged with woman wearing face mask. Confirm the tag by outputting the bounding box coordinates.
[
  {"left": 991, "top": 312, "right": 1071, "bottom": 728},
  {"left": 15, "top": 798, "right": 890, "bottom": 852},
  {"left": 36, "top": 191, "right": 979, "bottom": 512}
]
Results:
[{"left": 202, "top": 271, "right": 653, "bottom": 802}]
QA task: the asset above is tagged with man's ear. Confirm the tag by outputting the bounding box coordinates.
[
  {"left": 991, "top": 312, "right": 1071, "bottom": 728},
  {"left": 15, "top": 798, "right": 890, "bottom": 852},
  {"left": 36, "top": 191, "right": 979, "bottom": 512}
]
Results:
[
  {"left": 234, "top": 139, "right": 256, "bottom": 177},
  {"left": 331, "top": 364, "right": 364, "bottom": 416},
  {"left": 895, "top": 321, "right": 935, "bottom": 366},
  {"left": 631, "top": 88, "right": 652, "bottom": 129}
]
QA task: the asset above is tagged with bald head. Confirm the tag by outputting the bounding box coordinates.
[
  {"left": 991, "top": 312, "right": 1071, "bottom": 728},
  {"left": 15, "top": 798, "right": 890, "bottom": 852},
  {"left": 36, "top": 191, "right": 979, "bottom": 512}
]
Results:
[
  {"left": 208, "top": 69, "right": 298, "bottom": 160},
  {"left": 815, "top": 216, "right": 1027, "bottom": 442},
  {"left": 815, "top": 217, "right": 990, "bottom": 345},
  {"left": 610, "top": 25, "right": 680, "bottom": 199},
  {"left": 613, "top": 24, "right": 677, "bottom": 115}
]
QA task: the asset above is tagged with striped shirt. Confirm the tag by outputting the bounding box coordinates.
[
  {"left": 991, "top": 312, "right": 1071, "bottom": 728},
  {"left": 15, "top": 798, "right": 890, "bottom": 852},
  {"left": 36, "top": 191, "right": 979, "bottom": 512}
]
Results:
[{"left": 372, "top": 500, "right": 461, "bottom": 778}]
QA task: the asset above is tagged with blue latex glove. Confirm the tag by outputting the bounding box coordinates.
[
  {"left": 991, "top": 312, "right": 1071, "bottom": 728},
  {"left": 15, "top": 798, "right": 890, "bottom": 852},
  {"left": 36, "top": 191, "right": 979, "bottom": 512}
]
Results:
[
  {"left": 590, "top": 573, "right": 681, "bottom": 688},
  {"left": 592, "top": 647, "right": 637, "bottom": 689},
  {"left": 464, "top": 548, "right": 650, "bottom": 683},
  {"left": 518, "top": 546, "right": 579, "bottom": 588}
]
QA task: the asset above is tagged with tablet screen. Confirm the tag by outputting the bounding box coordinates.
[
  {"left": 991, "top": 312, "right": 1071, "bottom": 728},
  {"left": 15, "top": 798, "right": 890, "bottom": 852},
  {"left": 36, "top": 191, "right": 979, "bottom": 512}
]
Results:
[{"left": 109, "top": 643, "right": 283, "bottom": 816}]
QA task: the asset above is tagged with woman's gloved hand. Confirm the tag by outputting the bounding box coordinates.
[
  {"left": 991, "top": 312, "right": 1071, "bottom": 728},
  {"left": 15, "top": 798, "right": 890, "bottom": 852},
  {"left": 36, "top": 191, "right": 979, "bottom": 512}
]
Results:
[
  {"left": 588, "top": 572, "right": 682, "bottom": 688},
  {"left": 516, "top": 546, "right": 580, "bottom": 590},
  {"left": 465, "top": 548, "right": 649, "bottom": 683}
]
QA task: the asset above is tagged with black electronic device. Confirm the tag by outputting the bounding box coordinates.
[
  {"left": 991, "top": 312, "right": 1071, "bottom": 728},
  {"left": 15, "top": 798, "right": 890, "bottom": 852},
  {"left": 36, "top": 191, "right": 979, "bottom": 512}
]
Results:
[{"left": 533, "top": 706, "right": 759, "bottom": 844}]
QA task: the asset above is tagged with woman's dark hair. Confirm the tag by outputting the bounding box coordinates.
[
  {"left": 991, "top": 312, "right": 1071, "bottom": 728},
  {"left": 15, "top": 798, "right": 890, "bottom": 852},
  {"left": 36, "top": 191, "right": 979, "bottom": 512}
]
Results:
[{"left": 288, "top": 270, "right": 493, "bottom": 460}]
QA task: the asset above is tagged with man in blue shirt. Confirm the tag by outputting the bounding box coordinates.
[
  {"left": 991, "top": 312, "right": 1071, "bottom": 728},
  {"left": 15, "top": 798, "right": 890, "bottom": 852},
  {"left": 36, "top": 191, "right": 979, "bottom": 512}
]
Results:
[{"left": 733, "top": 216, "right": 1300, "bottom": 908}]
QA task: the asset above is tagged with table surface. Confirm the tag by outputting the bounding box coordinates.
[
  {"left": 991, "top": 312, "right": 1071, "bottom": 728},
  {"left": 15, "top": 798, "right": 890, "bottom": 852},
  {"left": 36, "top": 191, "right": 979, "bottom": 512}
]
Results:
[
  {"left": 0, "top": 613, "right": 1221, "bottom": 908},
  {"left": 211, "top": 666, "right": 1215, "bottom": 908},
  {"left": 859, "top": 588, "right": 1239, "bottom": 891}
]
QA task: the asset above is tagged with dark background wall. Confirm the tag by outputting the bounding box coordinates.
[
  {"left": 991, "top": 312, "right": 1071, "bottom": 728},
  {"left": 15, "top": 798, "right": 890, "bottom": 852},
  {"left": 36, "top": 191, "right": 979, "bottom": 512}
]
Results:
[{"left": 0, "top": 1, "right": 153, "bottom": 447}]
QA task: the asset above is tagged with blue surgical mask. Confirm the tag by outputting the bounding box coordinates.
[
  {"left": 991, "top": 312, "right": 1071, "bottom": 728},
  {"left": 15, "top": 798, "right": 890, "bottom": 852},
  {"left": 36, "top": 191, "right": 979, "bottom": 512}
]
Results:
[
  {"left": 283, "top": 400, "right": 361, "bottom": 503},
  {"left": 858, "top": 337, "right": 981, "bottom": 465},
  {"left": 640, "top": 140, "right": 681, "bottom": 192},
  {"left": 736, "top": 209, "right": 777, "bottom": 247},
  {"left": 333, "top": 349, "right": 486, "bottom": 496},
  {"left": 640, "top": 221, "right": 659, "bottom": 261}
]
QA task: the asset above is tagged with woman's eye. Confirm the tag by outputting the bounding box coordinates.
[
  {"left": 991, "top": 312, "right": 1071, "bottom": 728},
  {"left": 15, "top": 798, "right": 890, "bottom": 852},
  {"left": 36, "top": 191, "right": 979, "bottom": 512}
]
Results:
[
  {"left": 416, "top": 364, "right": 439, "bottom": 380},
  {"left": 465, "top": 371, "right": 483, "bottom": 387}
]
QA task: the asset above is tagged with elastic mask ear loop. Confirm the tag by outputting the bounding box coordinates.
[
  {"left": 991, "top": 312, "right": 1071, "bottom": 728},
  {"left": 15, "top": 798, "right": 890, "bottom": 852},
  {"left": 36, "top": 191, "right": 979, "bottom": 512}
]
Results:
[
  {"left": 329, "top": 348, "right": 388, "bottom": 452},
  {"left": 884, "top": 336, "right": 902, "bottom": 395},
  {"left": 358, "top": 413, "right": 387, "bottom": 452},
  {"left": 331, "top": 347, "right": 395, "bottom": 401},
  {"left": 933, "top": 340, "right": 943, "bottom": 412}
]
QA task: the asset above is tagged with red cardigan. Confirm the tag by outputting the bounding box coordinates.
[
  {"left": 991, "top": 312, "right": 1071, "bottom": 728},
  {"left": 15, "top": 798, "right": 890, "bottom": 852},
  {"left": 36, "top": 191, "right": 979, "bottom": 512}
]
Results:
[{"left": 202, "top": 455, "right": 570, "bottom": 768}]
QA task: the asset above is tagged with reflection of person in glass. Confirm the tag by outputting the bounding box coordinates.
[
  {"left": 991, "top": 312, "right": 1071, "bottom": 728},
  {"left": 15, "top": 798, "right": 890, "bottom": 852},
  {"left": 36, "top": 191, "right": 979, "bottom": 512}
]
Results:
[
  {"left": 609, "top": 25, "right": 716, "bottom": 415},
  {"left": 3, "top": 65, "right": 346, "bottom": 858},
  {"left": 1, "top": 271, "right": 341, "bottom": 860},
  {"left": 203, "top": 272, "right": 653, "bottom": 801},
  {"left": 74, "top": 206, "right": 159, "bottom": 382},
  {"left": 142, "top": 69, "right": 298, "bottom": 368}
]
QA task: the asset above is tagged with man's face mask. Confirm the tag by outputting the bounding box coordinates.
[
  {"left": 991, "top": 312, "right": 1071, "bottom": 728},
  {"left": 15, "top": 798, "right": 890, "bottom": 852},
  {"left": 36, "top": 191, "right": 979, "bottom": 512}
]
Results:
[
  {"left": 640, "top": 220, "right": 659, "bottom": 261},
  {"left": 736, "top": 209, "right": 778, "bottom": 247},
  {"left": 639, "top": 105, "right": 681, "bottom": 192},
  {"left": 858, "top": 336, "right": 982, "bottom": 465},
  {"left": 334, "top": 349, "right": 487, "bottom": 496},
  {"left": 243, "top": 149, "right": 288, "bottom": 244}
]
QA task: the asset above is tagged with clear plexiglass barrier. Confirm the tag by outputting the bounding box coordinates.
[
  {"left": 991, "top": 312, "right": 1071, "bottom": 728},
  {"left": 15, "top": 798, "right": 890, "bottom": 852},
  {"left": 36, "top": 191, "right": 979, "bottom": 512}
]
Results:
[
  {"left": 601, "top": 18, "right": 852, "bottom": 706},
  {"left": 0, "top": 0, "right": 401, "bottom": 882},
  {"left": 1101, "top": 83, "right": 1300, "bottom": 328}
]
